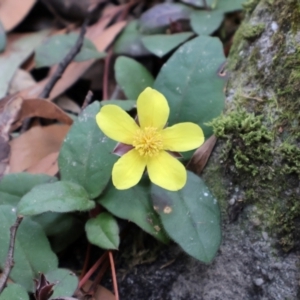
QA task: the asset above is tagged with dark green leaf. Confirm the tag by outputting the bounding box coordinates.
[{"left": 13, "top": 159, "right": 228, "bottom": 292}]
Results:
[
  {"left": 97, "top": 180, "right": 169, "bottom": 243},
  {"left": 154, "top": 36, "right": 226, "bottom": 158},
  {"left": 139, "top": 3, "right": 193, "bottom": 34},
  {"left": 17, "top": 181, "right": 95, "bottom": 216},
  {"left": 100, "top": 99, "right": 136, "bottom": 111},
  {"left": 35, "top": 33, "right": 106, "bottom": 68},
  {"left": 0, "top": 173, "right": 57, "bottom": 207},
  {"left": 46, "top": 269, "right": 78, "bottom": 300},
  {"left": 0, "top": 284, "right": 29, "bottom": 300},
  {"left": 141, "top": 32, "right": 194, "bottom": 57},
  {"left": 33, "top": 212, "right": 84, "bottom": 252},
  {"left": 58, "top": 102, "right": 117, "bottom": 198},
  {"left": 115, "top": 56, "right": 154, "bottom": 100},
  {"left": 151, "top": 171, "right": 221, "bottom": 263},
  {"left": 114, "top": 21, "right": 150, "bottom": 56},
  {"left": 85, "top": 212, "right": 119, "bottom": 250},
  {"left": 191, "top": 10, "right": 224, "bottom": 35},
  {"left": 0, "top": 205, "right": 58, "bottom": 291}
]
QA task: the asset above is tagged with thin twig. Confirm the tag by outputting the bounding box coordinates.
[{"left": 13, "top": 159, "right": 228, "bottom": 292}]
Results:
[
  {"left": 40, "top": 18, "right": 90, "bottom": 99},
  {"left": 0, "top": 216, "right": 23, "bottom": 294},
  {"left": 81, "top": 90, "right": 93, "bottom": 110},
  {"left": 78, "top": 252, "right": 108, "bottom": 289},
  {"left": 109, "top": 251, "right": 119, "bottom": 300},
  {"left": 102, "top": 48, "right": 113, "bottom": 100}
]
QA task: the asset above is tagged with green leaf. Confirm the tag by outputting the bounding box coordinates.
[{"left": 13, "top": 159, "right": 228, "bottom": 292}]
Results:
[
  {"left": 32, "top": 212, "right": 84, "bottom": 252},
  {"left": 0, "top": 205, "right": 58, "bottom": 291},
  {"left": 97, "top": 180, "right": 169, "bottom": 243},
  {"left": 85, "top": 212, "right": 120, "bottom": 250},
  {"left": 100, "top": 99, "right": 136, "bottom": 111},
  {"left": 216, "top": 0, "right": 246, "bottom": 12},
  {"left": 151, "top": 172, "right": 221, "bottom": 263},
  {"left": 0, "top": 173, "right": 57, "bottom": 207},
  {"left": 139, "top": 3, "right": 193, "bottom": 34},
  {"left": 154, "top": 36, "right": 226, "bottom": 158},
  {"left": 17, "top": 181, "right": 95, "bottom": 216},
  {"left": 46, "top": 269, "right": 78, "bottom": 300},
  {"left": 35, "top": 33, "right": 106, "bottom": 68},
  {"left": 58, "top": 102, "right": 117, "bottom": 198},
  {"left": 0, "top": 284, "right": 29, "bottom": 300},
  {"left": 0, "top": 30, "right": 49, "bottom": 98},
  {"left": 191, "top": 10, "right": 224, "bottom": 35},
  {"left": 114, "top": 21, "right": 150, "bottom": 56},
  {"left": 0, "top": 21, "right": 6, "bottom": 53},
  {"left": 115, "top": 56, "right": 154, "bottom": 100},
  {"left": 141, "top": 32, "right": 194, "bottom": 57}
]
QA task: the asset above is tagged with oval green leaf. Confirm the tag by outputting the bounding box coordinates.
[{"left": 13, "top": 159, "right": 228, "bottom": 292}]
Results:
[
  {"left": 191, "top": 10, "right": 224, "bottom": 35},
  {"left": 58, "top": 102, "right": 117, "bottom": 199},
  {"left": 85, "top": 212, "right": 119, "bottom": 250},
  {"left": 97, "top": 180, "right": 169, "bottom": 244},
  {"left": 46, "top": 269, "right": 78, "bottom": 300},
  {"left": 0, "top": 173, "right": 57, "bottom": 207},
  {"left": 115, "top": 56, "right": 154, "bottom": 100},
  {"left": 141, "top": 32, "right": 194, "bottom": 58},
  {"left": 17, "top": 181, "right": 95, "bottom": 216},
  {"left": 0, "top": 284, "right": 29, "bottom": 300},
  {"left": 35, "top": 33, "right": 106, "bottom": 68},
  {"left": 154, "top": 36, "right": 226, "bottom": 158},
  {"left": 0, "top": 205, "right": 58, "bottom": 291},
  {"left": 151, "top": 171, "right": 221, "bottom": 263}
]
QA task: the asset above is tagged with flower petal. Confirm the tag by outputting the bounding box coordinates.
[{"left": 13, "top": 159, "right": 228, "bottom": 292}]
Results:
[
  {"left": 96, "top": 105, "right": 139, "bottom": 144},
  {"left": 147, "top": 151, "right": 186, "bottom": 191},
  {"left": 137, "top": 87, "right": 169, "bottom": 129},
  {"left": 112, "top": 149, "right": 146, "bottom": 189},
  {"left": 162, "top": 123, "right": 205, "bottom": 152}
]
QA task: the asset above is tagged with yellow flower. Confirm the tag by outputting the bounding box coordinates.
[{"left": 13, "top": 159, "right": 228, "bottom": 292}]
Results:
[{"left": 96, "top": 87, "right": 204, "bottom": 191}]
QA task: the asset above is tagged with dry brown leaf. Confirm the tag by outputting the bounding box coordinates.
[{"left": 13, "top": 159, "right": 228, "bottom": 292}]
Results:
[
  {"left": 26, "top": 151, "right": 59, "bottom": 176},
  {"left": 0, "top": 0, "right": 36, "bottom": 31},
  {"left": 9, "top": 124, "right": 69, "bottom": 172},
  {"left": 19, "top": 10, "right": 127, "bottom": 100},
  {"left": 8, "top": 69, "right": 36, "bottom": 95},
  {"left": 11, "top": 98, "right": 73, "bottom": 130},
  {"left": 55, "top": 96, "right": 81, "bottom": 114},
  {"left": 81, "top": 280, "right": 116, "bottom": 300},
  {"left": 187, "top": 135, "right": 217, "bottom": 174},
  {"left": 0, "top": 96, "right": 23, "bottom": 178}
]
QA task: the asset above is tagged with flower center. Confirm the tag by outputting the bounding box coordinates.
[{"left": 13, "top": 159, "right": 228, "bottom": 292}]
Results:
[{"left": 132, "top": 127, "right": 163, "bottom": 157}]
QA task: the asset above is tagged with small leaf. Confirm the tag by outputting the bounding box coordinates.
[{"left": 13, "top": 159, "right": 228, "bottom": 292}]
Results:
[
  {"left": 35, "top": 33, "right": 106, "bottom": 68},
  {"left": 190, "top": 10, "right": 224, "bottom": 35},
  {"left": 115, "top": 56, "right": 154, "bottom": 100},
  {"left": 216, "top": 0, "right": 247, "bottom": 12},
  {"left": 0, "top": 205, "right": 58, "bottom": 291},
  {"left": 100, "top": 99, "right": 136, "bottom": 111},
  {"left": 46, "top": 269, "right": 78, "bottom": 300},
  {"left": 139, "top": 3, "right": 193, "bottom": 34},
  {"left": 151, "top": 171, "right": 221, "bottom": 263},
  {"left": 0, "top": 284, "right": 29, "bottom": 300},
  {"left": 154, "top": 36, "right": 226, "bottom": 158},
  {"left": 141, "top": 32, "right": 194, "bottom": 57},
  {"left": 85, "top": 212, "right": 120, "bottom": 250},
  {"left": 17, "top": 181, "right": 95, "bottom": 216},
  {"left": 59, "top": 102, "right": 117, "bottom": 199},
  {"left": 97, "top": 180, "right": 169, "bottom": 243},
  {"left": 0, "top": 173, "right": 57, "bottom": 207},
  {"left": 114, "top": 20, "right": 150, "bottom": 57}
]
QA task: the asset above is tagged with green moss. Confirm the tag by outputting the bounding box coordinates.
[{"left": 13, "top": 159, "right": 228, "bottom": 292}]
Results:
[
  {"left": 242, "top": 23, "right": 265, "bottom": 40},
  {"left": 243, "top": 0, "right": 260, "bottom": 13}
]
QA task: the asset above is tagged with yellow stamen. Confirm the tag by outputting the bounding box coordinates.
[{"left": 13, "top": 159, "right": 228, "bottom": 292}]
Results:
[{"left": 132, "top": 127, "right": 163, "bottom": 157}]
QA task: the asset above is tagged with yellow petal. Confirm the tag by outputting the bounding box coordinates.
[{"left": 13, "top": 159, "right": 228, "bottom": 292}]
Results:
[
  {"left": 162, "top": 122, "right": 205, "bottom": 152},
  {"left": 147, "top": 151, "right": 186, "bottom": 191},
  {"left": 137, "top": 87, "right": 169, "bottom": 129},
  {"left": 112, "top": 149, "right": 146, "bottom": 190},
  {"left": 96, "top": 105, "right": 139, "bottom": 144}
]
